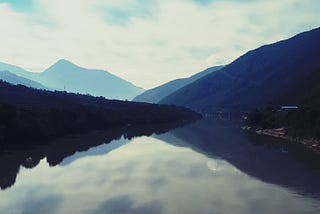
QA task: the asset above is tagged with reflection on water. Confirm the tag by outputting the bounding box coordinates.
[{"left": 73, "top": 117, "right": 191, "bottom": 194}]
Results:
[
  {"left": 158, "top": 118, "right": 320, "bottom": 198},
  {"left": 0, "top": 118, "right": 320, "bottom": 214},
  {"left": 0, "top": 122, "right": 183, "bottom": 190}
]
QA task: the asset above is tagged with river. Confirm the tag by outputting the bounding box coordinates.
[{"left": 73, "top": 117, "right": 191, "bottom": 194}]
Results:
[{"left": 0, "top": 118, "right": 320, "bottom": 214}]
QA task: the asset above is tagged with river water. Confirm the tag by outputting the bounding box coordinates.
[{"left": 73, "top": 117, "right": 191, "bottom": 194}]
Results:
[{"left": 0, "top": 118, "right": 320, "bottom": 214}]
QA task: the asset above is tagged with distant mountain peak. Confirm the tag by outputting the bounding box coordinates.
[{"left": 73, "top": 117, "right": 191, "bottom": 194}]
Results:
[
  {"left": 40, "top": 58, "right": 144, "bottom": 100},
  {"left": 57, "top": 58, "right": 72, "bottom": 63},
  {"left": 54, "top": 59, "right": 77, "bottom": 67},
  {"left": 0, "top": 58, "right": 145, "bottom": 100},
  {"left": 45, "top": 59, "right": 84, "bottom": 74}
]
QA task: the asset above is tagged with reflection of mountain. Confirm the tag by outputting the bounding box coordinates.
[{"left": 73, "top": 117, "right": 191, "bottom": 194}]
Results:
[
  {"left": 0, "top": 122, "right": 186, "bottom": 190},
  {"left": 158, "top": 118, "right": 320, "bottom": 198}
]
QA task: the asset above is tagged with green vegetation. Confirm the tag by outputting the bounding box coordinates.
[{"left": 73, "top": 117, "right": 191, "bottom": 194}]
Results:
[
  {"left": 246, "top": 107, "right": 320, "bottom": 139},
  {"left": 246, "top": 67, "right": 320, "bottom": 140}
]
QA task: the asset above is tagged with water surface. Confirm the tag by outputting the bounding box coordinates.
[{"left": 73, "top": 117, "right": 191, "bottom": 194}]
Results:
[{"left": 1, "top": 118, "right": 320, "bottom": 214}]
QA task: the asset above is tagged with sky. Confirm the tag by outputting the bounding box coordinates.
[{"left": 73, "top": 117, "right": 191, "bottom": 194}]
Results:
[{"left": 0, "top": 0, "right": 320, "bottom": 89}]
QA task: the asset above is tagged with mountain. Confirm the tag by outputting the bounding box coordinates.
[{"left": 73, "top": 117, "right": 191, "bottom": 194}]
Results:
[
  {"left": 160, "top": 27, "right": 320, "bottom": 112},
  {"left": 0, "top": 62, "right": 33, "bottom": 78},
  {"left": 0, "top": 60, "right": 145, "bottom": 100},
  {"left": 29, "top": 59, "right": 145, "bottom": 100},
  {"left": 0, "top": 70, "right": 47, "bottom": 90},
  {"left": 133, "top": 65, "right": 224, "bottom": 103}
]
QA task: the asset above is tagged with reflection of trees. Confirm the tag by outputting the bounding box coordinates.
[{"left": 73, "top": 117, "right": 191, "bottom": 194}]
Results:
[
  {"left": 0, "top": 150, "right": 47, "bottom": 190},
  {"left": 159, "top": 117, "right": 320, "bottom": 199},
  {"left": 0, "top": 121, "right": 188, "bottom": 190},
  {"left": 0, "top": 157, "right": 20, "bottom": 190},
  {"left": 0, "top": 80, "right": 200, "bottom": 189}
]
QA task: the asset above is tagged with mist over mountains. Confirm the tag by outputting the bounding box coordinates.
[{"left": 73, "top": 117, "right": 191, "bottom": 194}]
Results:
[
  {"left": 0, "top": 59, "right": 144, "bottom": 100},
  {"left": 0, "top": 70, "right": 47, "bottom": 90},
  {"left": 133, "top": 65, "right": 224, "bottom": 103},
  {"left": 1, "top": 27, "right": 320, "bottom": 113}
]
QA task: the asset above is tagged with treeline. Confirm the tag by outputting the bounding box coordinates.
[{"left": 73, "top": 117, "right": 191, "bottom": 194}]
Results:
[
  {"left": 0, "top": 80, "right": 201, "bottom": 148},
  {"left": 246, "top": 107, "right": 320, "bottom": 139},
  {"left": 245, "top": 68, "right": 320, "bottom": 139}
]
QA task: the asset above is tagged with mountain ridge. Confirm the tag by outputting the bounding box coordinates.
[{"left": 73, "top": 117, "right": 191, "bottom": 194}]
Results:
[
  {"left": 0, "top": 70, "right": 47, "bottom": 90},
  {"left": 133, "top": 65, "right": 224, "bottom": 103},
  {"left": 160, "top": 27, "right": 320, "bottom": 112},
  {"left": 0, "top": 59, "right": 144, "bottom": 100}
]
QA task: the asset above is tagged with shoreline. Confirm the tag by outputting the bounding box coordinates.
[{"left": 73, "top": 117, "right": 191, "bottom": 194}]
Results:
[{"left": 242, "top": 126, "right": 320, "bottom": 154}]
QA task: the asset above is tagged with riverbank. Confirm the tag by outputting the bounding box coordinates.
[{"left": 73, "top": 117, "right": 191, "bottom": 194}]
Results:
[{"left": 242, "top": 126, "right": 320, "bottom": 154}]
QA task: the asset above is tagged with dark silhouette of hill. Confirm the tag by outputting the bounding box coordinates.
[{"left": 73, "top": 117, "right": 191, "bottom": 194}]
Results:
[
  {"left": 0, "top": 59, "right": 144, "bottom": 100},
  {"left": 245, "top": 69, "right": 320, "bottom": 140},
  {"left": 160, "top": 27, "right": 320, "bottom": 112},
  {"left": 0, "top": 80, "right": 201, "bottom": 150},
  {"left": 0, "top": 70, "right": 47, "bottom": 90},
  {"left": 133, "top": 66, "right": 224, "bottom": 103}
]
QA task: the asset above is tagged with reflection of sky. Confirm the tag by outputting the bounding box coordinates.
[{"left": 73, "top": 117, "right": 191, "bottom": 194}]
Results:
[
  {"left": 0, "top": 137, "right": 319, "bottom": 214},
  {"left": 59, "top": 137, "right": 129, "bottom": 166}
]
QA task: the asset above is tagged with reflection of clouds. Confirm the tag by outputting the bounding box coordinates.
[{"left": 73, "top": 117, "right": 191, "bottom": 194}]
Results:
[
  {"left": 60, "top": 137, "right": 129, "bottom": 166},
  {"left": 206, "top": 159, "right": 242, "bottom": 174},
  {"left": 88, "top": 196, "right": 164, "bottom": 214},
  {"left": 207, "top": 159, "right": 220, "bottom": 172},
  {"left": 1, "top": 186, "right": 63, "bottom": 214},
  {"left": 20, "top": 194, "right": 62, "bottom": 214},
  {"left": 0, "top": 137, "right": 319, "bottom": 214}
]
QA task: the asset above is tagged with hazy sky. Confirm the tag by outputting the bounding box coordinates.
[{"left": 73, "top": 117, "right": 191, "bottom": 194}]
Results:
[{"left": 0, "top": 0, "right": 319, "bottom": 88}]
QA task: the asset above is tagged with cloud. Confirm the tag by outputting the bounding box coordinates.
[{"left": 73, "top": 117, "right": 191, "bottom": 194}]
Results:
[{"left": 0, "top": 0, "right": 319, "bottom": 88}]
